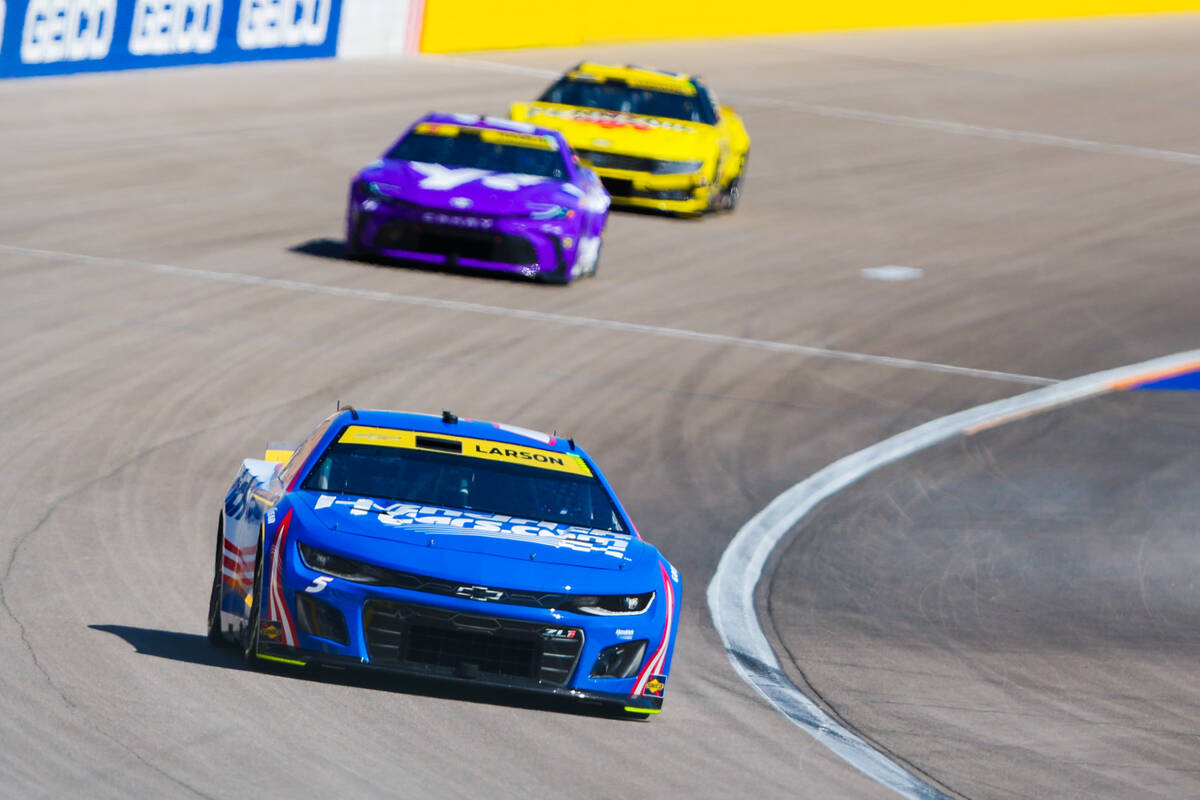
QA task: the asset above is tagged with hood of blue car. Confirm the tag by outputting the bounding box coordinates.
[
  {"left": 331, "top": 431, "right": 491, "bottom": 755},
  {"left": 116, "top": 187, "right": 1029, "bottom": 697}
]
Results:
[{"left": 298, "top": 492, "right": 647, "bottom": 574}]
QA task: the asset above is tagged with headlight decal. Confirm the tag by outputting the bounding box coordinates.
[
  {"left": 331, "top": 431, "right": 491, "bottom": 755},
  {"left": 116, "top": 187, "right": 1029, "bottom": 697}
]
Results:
[
  {"left": 651, "top": 159, "right": 704, "bottom": 175},
  {"left": 266, "top": 510, "right": 299, "bottom": 648},
  {"left": 565, "top": 591, "right": 655, "bottom": 616},
  {"left": 631, "top": 562, "right": 675, "bottom": 697}
]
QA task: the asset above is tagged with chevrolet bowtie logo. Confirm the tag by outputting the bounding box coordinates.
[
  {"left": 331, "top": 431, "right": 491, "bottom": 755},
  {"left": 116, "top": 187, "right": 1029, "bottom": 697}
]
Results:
[{"left": 455, "top": 585, "right": 504, "bottom": 601}]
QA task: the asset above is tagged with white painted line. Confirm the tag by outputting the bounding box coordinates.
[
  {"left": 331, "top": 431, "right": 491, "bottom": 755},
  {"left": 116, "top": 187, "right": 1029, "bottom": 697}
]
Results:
[
  {"left": 426, "top": 56, "right": 1200, "bottom": 167},
  {"left": 707, "top": 347, "right": 1200, "bottom": 799},
  {"left": 862, "top": 265, "right": 924, "bottom": 281},
  {"left": 738, "top": 95, "right": 1200, "bottom": 166},
  {"left": 0, "top": 243, "right": 1051, "bottom": 386}
]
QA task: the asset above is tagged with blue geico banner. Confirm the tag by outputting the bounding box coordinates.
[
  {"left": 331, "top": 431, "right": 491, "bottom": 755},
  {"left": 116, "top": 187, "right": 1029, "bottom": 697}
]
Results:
[{"left": 0, "top": 0, "right": 341, "bottom": 78}]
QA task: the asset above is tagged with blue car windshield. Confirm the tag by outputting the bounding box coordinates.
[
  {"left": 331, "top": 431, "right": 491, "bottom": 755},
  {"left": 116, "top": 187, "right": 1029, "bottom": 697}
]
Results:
[
  {"left": 387, "top": 131, "right": 568, "bottom": 180},
  {"left": 539, "top": 78, "right": 714, "bottom": 124},
  {"left": 301, "top": 442, "right": 627, "bottom": 533}
]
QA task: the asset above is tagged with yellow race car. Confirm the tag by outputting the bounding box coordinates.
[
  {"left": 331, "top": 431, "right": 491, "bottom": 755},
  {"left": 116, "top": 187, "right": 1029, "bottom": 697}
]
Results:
[{"left": 511, "top": 62, "right": 749, "bottom": 216}]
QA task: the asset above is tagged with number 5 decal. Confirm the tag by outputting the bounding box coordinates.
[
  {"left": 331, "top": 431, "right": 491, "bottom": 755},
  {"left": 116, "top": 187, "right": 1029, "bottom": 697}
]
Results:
[{"left": 305, "top": 576, "right": 333, "bottom": 594}]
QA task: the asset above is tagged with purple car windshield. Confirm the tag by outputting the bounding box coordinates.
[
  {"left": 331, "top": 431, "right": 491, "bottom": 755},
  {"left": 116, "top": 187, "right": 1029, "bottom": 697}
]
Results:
[{"left": 387, "top": 130, "right": 568, "bottom": 180}]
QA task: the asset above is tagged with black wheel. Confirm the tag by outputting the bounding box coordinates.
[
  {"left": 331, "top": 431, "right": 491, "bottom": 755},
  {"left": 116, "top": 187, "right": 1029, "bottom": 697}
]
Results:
[
  {"left": 206, "top": 517, "right": 233, "bottom": 647},
  {"left": 587, "top": 244, "right": 601, "bottom": 278},
  {"left": 722, "top": 176, "right": 742, "bottom": 211},
  {"left": 241, "top": 528, "right": 265, "bottom": 667},
  {"left": 344, "top": 227, "right": 367, "bottom": 261},
  {"left": 722, "top": 151, "right": 748, "bottom": 212}
]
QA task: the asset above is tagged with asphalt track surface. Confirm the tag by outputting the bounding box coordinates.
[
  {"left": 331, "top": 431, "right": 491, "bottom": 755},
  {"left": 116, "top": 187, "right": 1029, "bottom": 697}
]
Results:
[{"left": 2, "top": 15, "right": 1199, "bottom": 799}]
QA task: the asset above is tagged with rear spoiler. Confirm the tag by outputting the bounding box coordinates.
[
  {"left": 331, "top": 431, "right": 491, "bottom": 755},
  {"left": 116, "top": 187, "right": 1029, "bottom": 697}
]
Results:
[{"left": 263, "top": 443, "right": 294, "bottom": 465}]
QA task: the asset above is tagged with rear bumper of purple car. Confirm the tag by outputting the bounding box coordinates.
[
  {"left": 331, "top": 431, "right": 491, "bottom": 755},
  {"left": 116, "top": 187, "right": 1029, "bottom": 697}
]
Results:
[{"left": 347, "top": 192, "right": 590, "bottom": 282}]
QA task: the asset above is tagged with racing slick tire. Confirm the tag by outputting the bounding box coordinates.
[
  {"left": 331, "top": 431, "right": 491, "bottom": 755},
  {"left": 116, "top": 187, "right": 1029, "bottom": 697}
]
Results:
[
  {"left": 722, "top": 176, "right": 743, "bottom": 212},
  {"left": 586, "top": 243, "right": 601, "bottom": 278},
  {"left": 206, "top": 518, "right": 233, "bottom": 648},
  {"left": 722, "top": 152, "right": 748, "bottom": 212},
  {"left": 241, "top": 527, "right": 266, "bottom": 667},
  {"left": 344, "top": 228, "right": 368, "bottom": 261}
]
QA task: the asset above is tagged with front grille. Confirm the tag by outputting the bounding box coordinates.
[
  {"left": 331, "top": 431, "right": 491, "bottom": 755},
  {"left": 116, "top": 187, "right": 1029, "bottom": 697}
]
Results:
[
  {"left": 599, "top": 176, "right": 634, "bottom": 197},
  {"left": 578, "top": 150, "right": 658, "bottom": 173},
  {"left": 640, "top": 188, "right": 694, "bottom": 201},
  {"left": 363, "top": 600, "right": 583, "bottom": 687},
  {"left": 374, "top": 219, "right": 537, "bottom": 266}
]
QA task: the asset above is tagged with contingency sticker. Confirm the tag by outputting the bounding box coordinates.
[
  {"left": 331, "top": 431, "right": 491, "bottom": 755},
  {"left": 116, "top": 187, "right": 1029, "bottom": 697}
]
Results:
[{"left": 337, "top": 426, "right": 593, "bottom": 477}]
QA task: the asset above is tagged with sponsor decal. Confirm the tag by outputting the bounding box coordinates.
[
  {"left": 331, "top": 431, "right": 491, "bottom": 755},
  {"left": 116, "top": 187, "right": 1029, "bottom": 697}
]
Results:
[
  {"left": 236, "top": 0, "right": 330, "bottom": 49},
  {"left": 314, "top": 496, "right": 631, "bottom": 559},
  {"left": 615, "top": 628, "right": 634, "bottom": 640},
  {"left": 421, "top": 211, "right": 492, "bottom": 230},
  {"left": 21, "top": 0, "right": 116, "bottom": 64},
  {"left": 643, "top": 675, "right": 666, "bottom": 697},
  {"left": 532, "top": 105, "right": 697, "bottom": 134},
  {"left": 260, "top": 620, "right": 283, "bottom": 641},
  {"left": 410, "top": 162, "right": 546, "bottom": 192},
  {"left": 541, "top": 627, "right": 578, "bottom": 640},
  {"left": 4, "top": 0, "right": 340, "bottom": 78},
  {"left": 415, "top": 121, "right": 555, "bottom": 151},
  {"left": 336, "top": 426, "right": 593, "bottom": 477},
  {"left": 224, "top": 469, "right": 255, "bottom": 519},
  {"left": 449, "top": 196, "right": 472, "bottom": 209},
  {"left": 128, "top": 0, "right": 220, "bottom": 55}
]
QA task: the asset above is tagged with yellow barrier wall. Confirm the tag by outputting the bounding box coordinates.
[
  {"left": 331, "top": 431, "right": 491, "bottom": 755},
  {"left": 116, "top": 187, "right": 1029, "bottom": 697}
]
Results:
[{"left": 419, "top": 0, "right": 1198, "bottom": 52}]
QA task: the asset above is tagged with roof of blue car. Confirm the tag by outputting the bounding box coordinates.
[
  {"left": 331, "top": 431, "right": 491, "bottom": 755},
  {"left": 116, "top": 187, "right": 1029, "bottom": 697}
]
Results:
[{"left": 336, "top": 409, "right": 581, "bottom": 454}]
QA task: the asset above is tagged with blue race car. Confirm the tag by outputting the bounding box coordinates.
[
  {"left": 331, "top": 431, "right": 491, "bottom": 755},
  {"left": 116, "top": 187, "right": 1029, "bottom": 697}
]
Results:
[{"left": 207, "top": 408, "right": 680, "bottom": 716}]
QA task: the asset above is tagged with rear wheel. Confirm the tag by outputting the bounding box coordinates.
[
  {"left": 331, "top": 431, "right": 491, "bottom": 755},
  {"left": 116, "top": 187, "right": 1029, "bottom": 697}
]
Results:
[
  {"left": 241, "top": 529, "right": 265, "bottom": 667},
  {"left": 206, "top": 517, "right": 232, "bottom": 647}
]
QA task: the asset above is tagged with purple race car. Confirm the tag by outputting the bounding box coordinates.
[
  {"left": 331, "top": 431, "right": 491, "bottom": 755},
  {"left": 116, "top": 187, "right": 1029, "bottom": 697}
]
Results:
[{"left": 347, "top": 114, "right": 610, "bottom": 283}]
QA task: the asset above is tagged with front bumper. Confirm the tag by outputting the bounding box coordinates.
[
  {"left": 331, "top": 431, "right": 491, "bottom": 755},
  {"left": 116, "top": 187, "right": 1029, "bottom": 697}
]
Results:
[
  {"left": 348, "top": 193, "right": 581, "bottom": 281},
  {"left": 587, "top": 166, "right": 712, "bottom": 215},
  {"left": 259, "top": 542, "right": 670, "bottom": 713}
]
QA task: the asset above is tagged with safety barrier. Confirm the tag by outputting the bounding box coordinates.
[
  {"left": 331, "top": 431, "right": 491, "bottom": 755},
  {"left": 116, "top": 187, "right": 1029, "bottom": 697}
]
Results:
[
  {"left": 3, "top": 0, "right": 1196, "bottom": 78},
  {"left": 416, "top": 0, "right": 1200, "bottom": 53},
  {"left": 0, "top": 0, "right": 345, "bottom": 77}
]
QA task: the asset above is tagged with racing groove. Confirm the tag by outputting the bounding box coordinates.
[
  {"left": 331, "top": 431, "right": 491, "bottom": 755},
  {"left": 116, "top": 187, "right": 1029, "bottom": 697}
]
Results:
[{"left": 1, "top": 15, "right": 1199, "bottom": 798}]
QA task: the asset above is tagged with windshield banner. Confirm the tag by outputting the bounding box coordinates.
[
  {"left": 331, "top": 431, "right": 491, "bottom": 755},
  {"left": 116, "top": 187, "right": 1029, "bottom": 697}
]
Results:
[{"left": 0, "top": 0, "right": 341, "bottom": 78}]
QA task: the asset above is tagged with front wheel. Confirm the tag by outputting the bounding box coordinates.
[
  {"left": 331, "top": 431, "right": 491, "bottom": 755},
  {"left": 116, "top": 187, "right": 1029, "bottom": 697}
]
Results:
[
  {"left": 722, "top": 176, "right": 743, "bottom": 211},
  {"left": 722, "top": 152, "right": 748, "bottom": 212}
]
